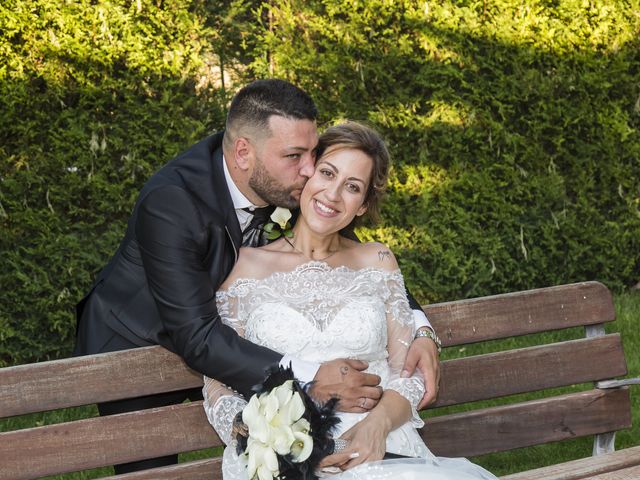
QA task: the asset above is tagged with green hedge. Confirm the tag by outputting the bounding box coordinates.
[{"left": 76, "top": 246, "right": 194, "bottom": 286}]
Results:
[
  {"left": 253, "top": 0, "right": 640, "bottom": 303},
  {"left": 1, "top": 0, "right": 639, "bottom": 366}
]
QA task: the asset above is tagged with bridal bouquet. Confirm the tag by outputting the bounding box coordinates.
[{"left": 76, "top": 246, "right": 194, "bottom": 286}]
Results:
[{"left": 235, "top": 367, "right": 340, "bottom": 480}]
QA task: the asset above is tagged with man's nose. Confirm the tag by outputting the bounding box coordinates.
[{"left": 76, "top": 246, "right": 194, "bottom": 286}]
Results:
[{"left": 298, "top": 153, "right": 316, "bottom": 178}]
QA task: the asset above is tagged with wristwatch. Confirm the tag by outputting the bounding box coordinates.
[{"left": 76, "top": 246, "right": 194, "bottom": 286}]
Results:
[{"left": 415, "top": 328, "right": 442, "bottom": 354}]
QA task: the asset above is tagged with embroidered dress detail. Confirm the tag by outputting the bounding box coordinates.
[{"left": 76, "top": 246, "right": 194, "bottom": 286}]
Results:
[{"left": 204, "top": 261, "right": 498, "bottom": 480}]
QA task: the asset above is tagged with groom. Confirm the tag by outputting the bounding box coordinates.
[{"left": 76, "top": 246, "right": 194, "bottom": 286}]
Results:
[{"left": 74, "top": 79, "right": 440, "bottom": 472}]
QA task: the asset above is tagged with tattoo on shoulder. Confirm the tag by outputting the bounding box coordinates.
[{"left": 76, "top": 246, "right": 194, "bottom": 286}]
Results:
[{"left": 378, "top": 250, "right": 391, "bottom": 262}]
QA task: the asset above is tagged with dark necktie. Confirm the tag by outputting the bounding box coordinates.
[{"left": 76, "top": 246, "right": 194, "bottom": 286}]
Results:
[{"left": 241, "top": 206, "right": 273, "bottom": 247}]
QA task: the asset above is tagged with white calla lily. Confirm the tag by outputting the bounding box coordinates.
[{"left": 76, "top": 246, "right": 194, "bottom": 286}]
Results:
[
  {"left": 246, "top": 439, "right": 279, "bottom": 480},
  {"left": 270, "top": 207, "right": 292, "bottom": 229},
  {"left": 276, "top": 390, "right": 305, "bottom": 425},
  {"left": 240, "top": 377, "right": 318, "bottom": 479},
  {"left": 290, "top": 431, "right": 314, "bottom": 463},
  {"left": 270, "top": 424, "right": 295, "bottom": 455},
  {"left": 243, "top": 396, "right": 270, "bottom": 444},
  {"left": 292, "top": 417, "right": 310, "bottom": 435},
  {"left": 261, "top": 391, "right": 280, "bottom": 423},
  {"left": 257, "top": 464, "right": 275, "bottom": 480},
  {"left": 273, "top": 380, "right": 294, "bottom": 407}
]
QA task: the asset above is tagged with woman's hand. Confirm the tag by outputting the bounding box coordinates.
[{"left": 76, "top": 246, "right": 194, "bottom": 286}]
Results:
[
  {"left": 318, "top": 411, "right": 391, "bottom": 472},
  {"left": 402, "top": 334, "right": 440, "bottom": 408}
]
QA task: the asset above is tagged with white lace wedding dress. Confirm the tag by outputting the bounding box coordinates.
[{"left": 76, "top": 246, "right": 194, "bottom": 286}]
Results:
[{"left": 203, "top": 261, "right": 497, "bottom": 480}]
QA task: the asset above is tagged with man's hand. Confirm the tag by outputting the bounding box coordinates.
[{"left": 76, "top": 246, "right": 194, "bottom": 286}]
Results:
[
  {"left": 308, "top": 359, "right": 382, "bottom": 413},
  {"left": 401, "top": 330, "right": 440, "bottom": 409}
]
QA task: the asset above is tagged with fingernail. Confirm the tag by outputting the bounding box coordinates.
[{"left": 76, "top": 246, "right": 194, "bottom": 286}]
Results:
[
  {"left": 349, "top": 452, "right": 360, "bottom": 459},
  {"left": 401, "top": 369, "right": 409, "bottom": 378}
]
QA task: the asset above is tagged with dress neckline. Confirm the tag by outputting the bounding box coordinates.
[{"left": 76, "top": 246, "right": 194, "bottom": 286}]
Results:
[{"left": 219, "top": 260, "right": 401, "bottom": 295}]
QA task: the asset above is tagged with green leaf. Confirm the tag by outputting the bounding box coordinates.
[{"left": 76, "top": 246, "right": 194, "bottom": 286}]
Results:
[{"left": 263, "top": 222, "right": 275, "bottom": 233}]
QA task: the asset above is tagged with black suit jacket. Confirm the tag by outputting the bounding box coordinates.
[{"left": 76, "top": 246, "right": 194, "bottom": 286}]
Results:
[{"left": 74, "top": 132, "right": 281, "bottom": 398}]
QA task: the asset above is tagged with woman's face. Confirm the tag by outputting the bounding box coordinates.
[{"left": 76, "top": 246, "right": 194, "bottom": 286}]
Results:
[{"left": 300, "top": 145, "right": 372, "bottom": 235}]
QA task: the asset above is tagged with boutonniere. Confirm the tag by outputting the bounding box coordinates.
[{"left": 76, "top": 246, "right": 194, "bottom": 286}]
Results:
[{"left": 264, "top": 207, "right": 293, "bottom": 240}]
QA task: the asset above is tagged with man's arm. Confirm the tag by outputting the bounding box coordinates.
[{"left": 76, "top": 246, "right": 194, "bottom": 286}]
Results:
[
  {"left": 403, "top": 289, "right": 441, "bottom": 409},
  {"left": 135, "top": 185, "right": 282, "bottom": 398}
]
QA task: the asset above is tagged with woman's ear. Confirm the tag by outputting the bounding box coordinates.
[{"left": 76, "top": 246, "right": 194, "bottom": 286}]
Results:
[{"left": 356, "top": 202, "right": 368, "bottom": 217}]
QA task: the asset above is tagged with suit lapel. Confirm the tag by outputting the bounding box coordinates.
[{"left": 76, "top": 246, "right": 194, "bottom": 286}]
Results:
[{"left": 211, "top": 147, "right": 242, "bottom": 258}]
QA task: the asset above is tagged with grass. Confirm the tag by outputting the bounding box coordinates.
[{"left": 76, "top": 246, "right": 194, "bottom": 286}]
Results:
[{"left": 2, "top": 291, "right": 638, "bottom": 479}]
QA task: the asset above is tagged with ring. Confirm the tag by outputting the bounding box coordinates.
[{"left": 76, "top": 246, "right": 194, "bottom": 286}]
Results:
[{"left": 333, "top": 438, "right": 348, "bottom": 453}]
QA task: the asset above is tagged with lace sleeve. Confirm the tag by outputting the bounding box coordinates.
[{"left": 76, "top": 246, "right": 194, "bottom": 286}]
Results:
[
  {"left": 384, "top": 272, "right": 425, "bottom": 428},
  {"left": 202, "top": 291, "right": 247, "bottom": 445}
]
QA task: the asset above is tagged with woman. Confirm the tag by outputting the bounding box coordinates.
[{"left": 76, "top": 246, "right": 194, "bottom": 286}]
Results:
[{"left": 203, "top": 122, "right": 497, "bottom": 479}]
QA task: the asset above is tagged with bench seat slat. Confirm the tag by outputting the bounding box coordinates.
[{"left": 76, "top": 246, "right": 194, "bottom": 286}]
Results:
[
  {"left": 424, "top": 282, "right": 614, "bottom": 347},
  {"left": 423, "top": 388, "right": 631, "bottom": 458},
  {"left": 102, "top": 458, "right": 221, "bottom": 480},
  {"left": 583, "top": 464, "right": 640, "bottom": 480},
  {"left": 103, "top": 446, "right": 640, "bottom": 480},
  {"left": 434, "top": 334, "right": 627, "bottom": 407},
  {"left": 501, "top": 445, "right": 640, "bottom": 480},
  {"left": 0, "top": 402, "right": 219, "bottom": 480},
  {"left": 2, "top": 389, "right": 630, "bottom": 478},
  {"left": 0, "top": 346, "right": 202, "bottom": 418}
]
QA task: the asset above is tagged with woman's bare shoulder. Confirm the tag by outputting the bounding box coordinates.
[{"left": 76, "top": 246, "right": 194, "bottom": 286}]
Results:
[
  {"left": 220, "top": 247, "right": 271, "bottom": 289},
  {"left": 342, "top": 240, "right": 400, "bottom": 272},
  {"left": 220, "top": 242, "right": 297, "bottom": 289}
]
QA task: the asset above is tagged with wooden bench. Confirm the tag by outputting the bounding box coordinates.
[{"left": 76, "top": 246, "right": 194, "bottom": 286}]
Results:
[{"left": 1, "top": 281, "right": 638, "bottom": 479}]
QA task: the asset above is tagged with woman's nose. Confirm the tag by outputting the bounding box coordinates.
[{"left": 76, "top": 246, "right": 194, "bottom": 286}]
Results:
[{"left": 324, "top": 182, "right": 341, "bottom": 202}]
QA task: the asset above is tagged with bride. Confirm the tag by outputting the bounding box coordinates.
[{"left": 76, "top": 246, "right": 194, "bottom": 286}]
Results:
[{"left": 203, "top": 121, "right": 497, "bottom": 479}]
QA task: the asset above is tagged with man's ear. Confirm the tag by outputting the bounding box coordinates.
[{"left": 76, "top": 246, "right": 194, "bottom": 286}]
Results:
[{"left": 234, "top": 137, "right": 254, "bottom": 171}]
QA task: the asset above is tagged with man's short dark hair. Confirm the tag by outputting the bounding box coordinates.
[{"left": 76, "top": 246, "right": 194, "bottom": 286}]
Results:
[{"left": 225, "top": 79, "right": 318, "bottom": 144}]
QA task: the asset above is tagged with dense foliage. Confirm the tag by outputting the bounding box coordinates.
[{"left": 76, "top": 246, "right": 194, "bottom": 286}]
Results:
[{"left": 2, "top": 0, "right": 639, "bottom": 366}]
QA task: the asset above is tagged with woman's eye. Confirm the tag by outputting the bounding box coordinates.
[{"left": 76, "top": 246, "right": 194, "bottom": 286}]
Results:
[
  {"left": 320, "top": 169, "right": 333, "bottom": 177},
  {"left": 347, "top": 183, "right": 360, "bottom": 193}
]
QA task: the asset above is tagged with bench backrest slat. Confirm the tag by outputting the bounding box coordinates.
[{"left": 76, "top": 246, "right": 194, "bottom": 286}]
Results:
[
  {"left": 0, "top": 346, "right": 201, "bottom": 417},
  {"left": 2, "top": 333, "right": 624, "bottom": 418},
  {"left": 434, "top": 334, "right": 627, "bottom": 407},
  {"left": 0, "top": 283, "right": 617, "bottom": 418},
  {"left": 0, "top": 402, "right": 219, "bottom": 480},
  {"left": 424, "top": 282, "right": 614, "bottom": 346},
  {"left": 424, "top": 388, "right": 632, "bottom": 458}
]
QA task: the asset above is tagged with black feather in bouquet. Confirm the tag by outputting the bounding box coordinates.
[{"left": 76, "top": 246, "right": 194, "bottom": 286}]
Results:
[{"left": 234, "top": 366, "right": 341, "bottom": 480}]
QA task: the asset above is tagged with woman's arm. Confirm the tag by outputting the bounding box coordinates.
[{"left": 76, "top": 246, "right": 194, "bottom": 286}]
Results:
[
  {"left": 203, "top": 376, "right": 247, "bottom": 445},
  {"left": 320, "top": 389, "right": 411, "bottom": 470},
  {"left": 320, "top": 244, "right": 425, "bottom": 471}
]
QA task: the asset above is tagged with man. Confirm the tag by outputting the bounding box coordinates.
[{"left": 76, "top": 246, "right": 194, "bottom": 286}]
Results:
[{"left": 74, "top": 79, "right": 440, "bottom": 473}]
